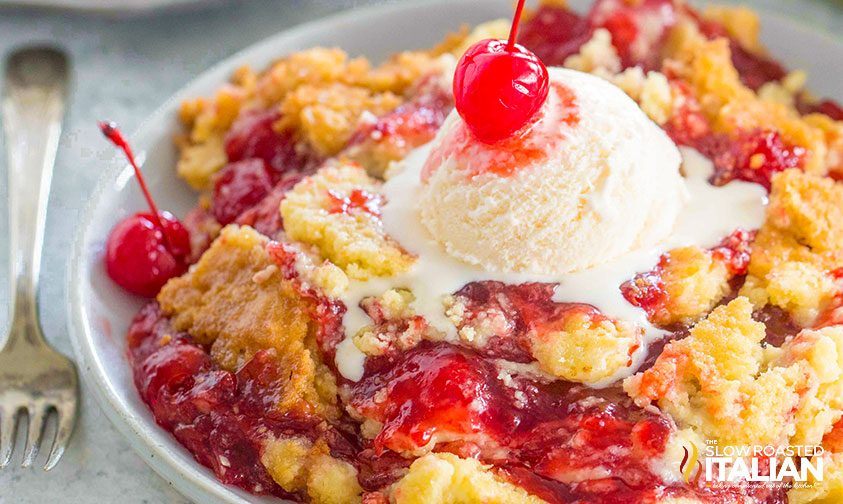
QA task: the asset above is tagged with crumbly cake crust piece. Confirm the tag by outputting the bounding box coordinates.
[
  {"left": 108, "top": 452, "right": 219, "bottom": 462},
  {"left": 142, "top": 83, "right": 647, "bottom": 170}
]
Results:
[{"left": 158, "top": 225, "right": 340, "bottom": 419}]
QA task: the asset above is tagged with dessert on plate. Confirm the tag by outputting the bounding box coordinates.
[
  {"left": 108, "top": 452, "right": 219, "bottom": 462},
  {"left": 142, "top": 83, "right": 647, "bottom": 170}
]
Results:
[{"left": 101, "top": 0, "right": 843, "bottom": 502}]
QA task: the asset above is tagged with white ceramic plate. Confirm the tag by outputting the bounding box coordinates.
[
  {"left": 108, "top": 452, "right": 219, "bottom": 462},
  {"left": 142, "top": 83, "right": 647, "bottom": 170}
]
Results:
[{"left": 68, "top": 1, "right": 843, "bottom": 503}]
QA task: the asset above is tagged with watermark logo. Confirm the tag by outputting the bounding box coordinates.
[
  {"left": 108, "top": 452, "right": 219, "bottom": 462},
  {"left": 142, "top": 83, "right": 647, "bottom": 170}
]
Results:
[
  {"left": 680, "top": 441, "right": 702, "bottom": 484},
  {"left": 679, "top": 440, "right": 824, "bottom": 489}
]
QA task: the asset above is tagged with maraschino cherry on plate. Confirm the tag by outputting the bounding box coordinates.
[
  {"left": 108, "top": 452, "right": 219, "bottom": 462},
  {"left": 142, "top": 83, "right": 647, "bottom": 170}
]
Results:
[{"left": 100, "top": 122, "right": 190, "bottom": 297}]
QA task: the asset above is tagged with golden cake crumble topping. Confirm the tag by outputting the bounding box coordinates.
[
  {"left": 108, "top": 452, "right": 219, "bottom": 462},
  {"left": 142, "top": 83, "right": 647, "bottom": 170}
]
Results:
[
  {"left": 741, "top": 169, "right": 843, "bottom": 325},
  {"left": 260, "top": 435, "right": 363, "bottom": 504},
  {"left": 157, "top": 225, "right": 340, "bottom": 419},
  {"left": 280, "top": 161, "right": 414, "bottom": 280},
  {"left": 625, "top": 297, "right": 820, "bottom": 448},
  {"left": 387, "top": 453, "right": 546, "bottom": 504}
]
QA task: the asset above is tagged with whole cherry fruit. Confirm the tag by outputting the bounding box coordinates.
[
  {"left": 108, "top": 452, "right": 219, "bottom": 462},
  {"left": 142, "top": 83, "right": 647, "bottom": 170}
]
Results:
[
  {"left": 105, "top": 211, "right": 190, "bottom": 297},
  {"left": 454, "top": 40, "right": 549, "bottom": 144},
  {"left": 452, "top": 0, "right": 549, "bottom": 143},
  {"left": 100, "top": 121, "right": 191, "bottom": 297}
]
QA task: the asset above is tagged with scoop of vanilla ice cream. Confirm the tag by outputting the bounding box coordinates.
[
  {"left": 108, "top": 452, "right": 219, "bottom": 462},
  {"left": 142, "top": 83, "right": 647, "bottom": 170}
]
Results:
[{"left": 418, "top": 67, "right": 686, "bottom": 275}]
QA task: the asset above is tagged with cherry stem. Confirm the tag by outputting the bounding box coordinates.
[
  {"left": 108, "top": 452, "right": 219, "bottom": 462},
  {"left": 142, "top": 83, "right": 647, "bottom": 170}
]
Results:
[
  {"left": 99, "top": 121, "right": 173, "bottom": 252},
  {"left": 507, "top": 0, "right": 527, "bottom": 51}
]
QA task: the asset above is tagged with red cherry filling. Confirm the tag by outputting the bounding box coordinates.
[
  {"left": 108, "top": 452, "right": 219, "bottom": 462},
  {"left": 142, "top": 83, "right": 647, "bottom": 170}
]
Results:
[
  {"left": 326, "top": 188, "right": 383, "bottom": 218},
  {"left": 710, "top": 228, "right": 755, "bottom": 276},
  {"left": 664, "top": 83, "right": 806, "bottom": 191},
  {"left": 125, "top": 303, "right": 347, "bottom": 499},
  {"left": 224, "top": 110, "right": 318, "bottom": 174},
  {"left": 449, "top": 281, "right": 594, "bottom": 363},
  {"left": 727, "top": 42, "right": 786, "bottom": 91},
  {"left": 799, "top": 99, "right": 843, "bottom": 121},
  {"left": 453, "top": 0, "right": 550, "bottom": 144},
  {"left": 211, "top": 159, "right": 275, "bottom": 225},
  {"left": 100, "top": 122, "right": 190, "bottom": 296},
  {"left": 621, "top": 229, "right": 756, "bottom": 325},
  {"left": 703, "top": 129, "right": 805, "bottom": 191},
  {"left": 587, "top": 0, "right": 677, "bottom": 69},
  {"left": 344, "top": 76, "right": 453, "bottom": 169},
  {"left": 207, "top": 109, "right": 322, "bottom": 235},
  {"left": 518, "top": 4, "right": 592, "bottom": 66},
  {"left": 234, "top": 171, "right": 307, "bottom": 238}
]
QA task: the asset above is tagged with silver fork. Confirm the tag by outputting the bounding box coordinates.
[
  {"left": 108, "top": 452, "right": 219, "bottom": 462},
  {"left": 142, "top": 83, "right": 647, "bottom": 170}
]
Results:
[{"left": 0, "top": 47, "right": 78, "bottom": 470}]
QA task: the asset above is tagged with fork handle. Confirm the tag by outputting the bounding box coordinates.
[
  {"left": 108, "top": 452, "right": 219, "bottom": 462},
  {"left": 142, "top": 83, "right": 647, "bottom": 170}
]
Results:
[{"left": 2, "top": 48, "right": 68, "bottom": 349}]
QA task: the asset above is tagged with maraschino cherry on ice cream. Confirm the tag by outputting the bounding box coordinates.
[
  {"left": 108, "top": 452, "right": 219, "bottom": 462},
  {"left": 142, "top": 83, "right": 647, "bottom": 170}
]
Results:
[
  {"left": 452, "top": 0, "right": 550, "bottom": 143},
  {"left": 100, "top": 122, "right": 190, "bottom": 297},
  {"left": 402, "top": 0, "right": 689, "bottom": 282}
]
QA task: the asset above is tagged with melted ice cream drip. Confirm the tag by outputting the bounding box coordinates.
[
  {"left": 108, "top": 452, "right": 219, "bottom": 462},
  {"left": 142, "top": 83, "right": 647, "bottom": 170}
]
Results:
[{"left": 335, "top": 145, "right": 767, "bottom": 382}]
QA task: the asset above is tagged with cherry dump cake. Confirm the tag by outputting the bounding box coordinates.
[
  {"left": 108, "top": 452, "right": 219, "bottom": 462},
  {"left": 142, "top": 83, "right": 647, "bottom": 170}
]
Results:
[{"left": 103, "top": 0, "right": 843, "bottom": 502}]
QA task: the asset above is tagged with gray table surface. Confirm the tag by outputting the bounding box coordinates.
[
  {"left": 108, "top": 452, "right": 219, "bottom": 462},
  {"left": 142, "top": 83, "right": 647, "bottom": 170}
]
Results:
[{"left": 0, "top": 0, "right": 840, "bottom": 502}]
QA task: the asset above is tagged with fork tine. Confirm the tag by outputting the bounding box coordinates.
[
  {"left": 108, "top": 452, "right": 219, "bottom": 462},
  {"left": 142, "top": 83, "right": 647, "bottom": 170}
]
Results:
[
  {"left": 0, "top": 406, "right": 20, "bottom": 468},
  {"left": 21, "top": 403, "right": 46, "bottom": 468},
  {"left": 44, "top": 404, "right": 75, "bottom": 471}
]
